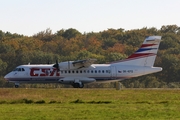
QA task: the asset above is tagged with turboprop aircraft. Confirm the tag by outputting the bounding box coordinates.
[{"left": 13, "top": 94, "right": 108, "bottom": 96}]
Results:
[{"left": 4, "top": 36, "right": 162, "bottom": 88}]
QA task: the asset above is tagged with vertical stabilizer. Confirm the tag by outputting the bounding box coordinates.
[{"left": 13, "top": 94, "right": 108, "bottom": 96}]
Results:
[{"left": 112, "top": 36, "right": 162, "bottom": 67}]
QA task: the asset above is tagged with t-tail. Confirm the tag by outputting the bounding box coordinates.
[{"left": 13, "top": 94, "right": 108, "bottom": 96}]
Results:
[{"left": 112, "top": 36, "right": 162, "bottom": 67}]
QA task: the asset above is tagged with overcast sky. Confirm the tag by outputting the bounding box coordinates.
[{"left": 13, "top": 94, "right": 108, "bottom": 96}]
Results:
[{"left": 0, "top": 0, "right": 179, "bottom": 36}]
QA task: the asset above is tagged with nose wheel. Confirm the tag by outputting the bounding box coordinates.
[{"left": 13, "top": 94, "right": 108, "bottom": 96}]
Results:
[{"left": 15, "top": 83, "right": 20, "bottom": 88}]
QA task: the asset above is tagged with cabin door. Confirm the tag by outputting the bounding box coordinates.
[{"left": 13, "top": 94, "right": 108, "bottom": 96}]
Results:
[{"left": 111, "top": 66, "right": 117, "bottom": 77}]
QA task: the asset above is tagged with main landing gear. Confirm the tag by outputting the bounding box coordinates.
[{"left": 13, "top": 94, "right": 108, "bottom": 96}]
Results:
[{"left": 72, "top": 82, "right": 84, "bottom": 88}]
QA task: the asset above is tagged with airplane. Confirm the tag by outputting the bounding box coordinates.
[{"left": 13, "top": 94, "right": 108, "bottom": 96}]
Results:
[{"left": 4, "top": 36, "right": 162, "bottom": 88}]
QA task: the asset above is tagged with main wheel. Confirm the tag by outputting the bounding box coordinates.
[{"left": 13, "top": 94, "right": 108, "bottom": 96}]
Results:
[
  {"left": 72, "top": 83, "right": 84, "bottom": 88},
  {"left": 79, "top": 83, "right": 84, "bottom": 88}
]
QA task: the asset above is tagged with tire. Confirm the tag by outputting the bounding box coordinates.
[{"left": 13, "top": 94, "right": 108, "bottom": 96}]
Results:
[
  {"left": 15, "top": 85, "right": 19, "bottom": 88},
  {"left": 79, "top": 83, "right": 84, "bottom": 88},
  {"left": 73, "top": 83, "right": 84, "bottom": 88},
  {"left": 73, "top": 83, "right": 79, "bottom": 88}
]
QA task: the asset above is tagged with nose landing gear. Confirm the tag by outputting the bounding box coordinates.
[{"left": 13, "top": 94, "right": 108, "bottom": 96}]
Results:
[{"left": 15, "top": 83, "right": 20, "bottom": 88}]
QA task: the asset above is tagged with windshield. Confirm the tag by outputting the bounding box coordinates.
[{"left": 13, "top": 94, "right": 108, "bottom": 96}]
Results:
[{"left": 13, "top": 68, "right": 25, "bottom": 72}]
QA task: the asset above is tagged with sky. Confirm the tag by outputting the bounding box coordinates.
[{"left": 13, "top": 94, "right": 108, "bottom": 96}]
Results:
[{"left": 0, "top": 0, "right": 180, "bottom": 36}]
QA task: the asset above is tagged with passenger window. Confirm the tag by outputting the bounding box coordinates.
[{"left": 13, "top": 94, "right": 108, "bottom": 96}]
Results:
[
  {"left": 69, "top": 70, "right": 71, "bottom": 73},
  {"left": 72, "top": 70, "right": 74, "bottom": 73},
  {"left": 98, "top": 70, "right": 101, "bottom": 73},
  {"left": 65, "top": 71, "right": 67, "bottom": 73},
  {"left": 102, "top": 70, "right": 104, "bottom": 73},
  {"left": 95, "top": 70, "right": 97, "bottom": 73},
  {"left": 91, "top": 70, "right": 93, "bottom": 73},
  {"left": 80, "top": 70, "right": 82, "bottom": 73},
  {"left": 87, "top": 70, "right": 89, "bottom": 73},
  {"left": 84, "top": 70, "right": 86, "bottom": 73},
  {"left": 76, "top": 70, "right": 78, "bottom": 73},
  {"left": 106, "top": 70, "right": 110, "bottom": 73}
]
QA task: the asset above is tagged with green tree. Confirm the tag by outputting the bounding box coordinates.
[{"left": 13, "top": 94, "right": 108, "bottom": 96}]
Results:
[
  {"left": 62, "top": 28, "right": 81, "bottom": 40},
  {"left": 33, "top": 28, "right": 54, "bottom": 41},
  {"left": 161, "top": 54, "right": 180, "bottom": 82},
  {"left": 106, "top": 53, "right": 127, "bottom": 63},
  {"left": 0, "top": 59, "right": 7, "bottom": 76},
  {"left": 161, "top": 25, "right": 180, "bottom": 33}
]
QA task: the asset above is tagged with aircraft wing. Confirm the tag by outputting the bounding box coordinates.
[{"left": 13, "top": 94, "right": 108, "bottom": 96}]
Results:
[{"left": 72, "top": 59, "right": 97, "bottom": 68}]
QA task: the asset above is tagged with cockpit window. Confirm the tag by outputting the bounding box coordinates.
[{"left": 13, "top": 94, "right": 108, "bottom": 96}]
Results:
[
  {"left": 13, "top": 68, "right": 19, "bottom": 71},
  {"left": 13, "top": 68, "right": 25, "bottom": 72}
]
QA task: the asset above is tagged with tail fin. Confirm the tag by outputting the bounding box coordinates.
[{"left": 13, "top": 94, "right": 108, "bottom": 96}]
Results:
[{"left": 112, "top": 36, "right": 162, "bottom": 67}]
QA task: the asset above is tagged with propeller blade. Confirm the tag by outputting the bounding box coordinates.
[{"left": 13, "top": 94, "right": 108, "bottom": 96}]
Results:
[{"left": 53, "top": 60, "right": 60, "bottom": 71}]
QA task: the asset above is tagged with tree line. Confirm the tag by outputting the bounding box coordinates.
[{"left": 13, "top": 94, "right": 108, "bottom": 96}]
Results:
[{"left": 1, "top": 25, "right": 180, "bottom": 88}]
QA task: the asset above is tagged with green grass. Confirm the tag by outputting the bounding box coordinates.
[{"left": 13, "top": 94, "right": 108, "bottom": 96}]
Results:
[{"left": 0, "top": 88, "right": 180, "bottom": 119}]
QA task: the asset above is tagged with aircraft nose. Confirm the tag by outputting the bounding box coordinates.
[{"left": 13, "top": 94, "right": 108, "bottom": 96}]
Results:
[{"left": 4, "top": 74, "right": 10, "bottom": 80}]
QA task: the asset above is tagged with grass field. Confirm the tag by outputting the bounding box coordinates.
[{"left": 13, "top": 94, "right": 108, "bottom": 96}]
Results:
[{"left": 0, "top": 88, "right": 180, "bottom": 120}]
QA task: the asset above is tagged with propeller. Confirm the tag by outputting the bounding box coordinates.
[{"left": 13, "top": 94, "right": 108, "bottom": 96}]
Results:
[{"left": 53, "top": 60, "right": 60, "bottom": 71}]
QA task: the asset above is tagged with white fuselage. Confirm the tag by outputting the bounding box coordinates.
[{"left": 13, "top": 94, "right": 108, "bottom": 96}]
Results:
[{"left": 4, "top": 64, "right": 162, "bottom": 84}]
